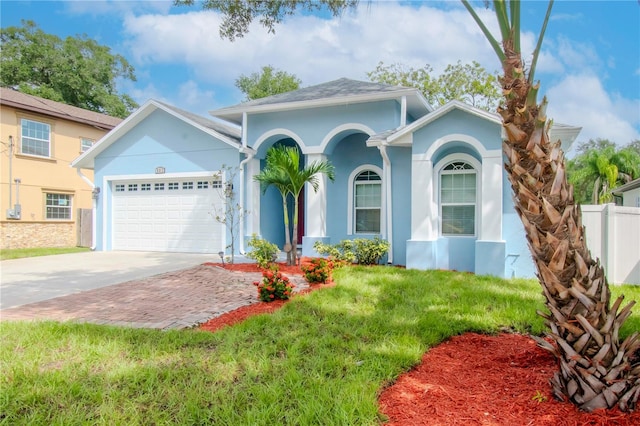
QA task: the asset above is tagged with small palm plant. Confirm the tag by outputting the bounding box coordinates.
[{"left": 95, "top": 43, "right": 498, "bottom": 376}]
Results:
[
  {"left": 254, "top": 145, "right": 334, "bottom": 265},
  {"left": 254, "top": 148, "right": 295, "bottom": 264}
]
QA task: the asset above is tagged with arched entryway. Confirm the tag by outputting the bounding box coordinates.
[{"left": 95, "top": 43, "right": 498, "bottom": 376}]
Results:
[{"left": 256, "top": 137, "right": 305, "bottom": 252}]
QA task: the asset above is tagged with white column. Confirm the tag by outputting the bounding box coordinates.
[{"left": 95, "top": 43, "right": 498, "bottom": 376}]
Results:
[
  {"left": 411, "top": 156, "right": 436, "bottom": 240},
  {"left": 247, "top": 158, "right": 261, "bottom": 236},
  {"left": 305, "top": 153, "right": 327, "bottom": 237},
  {"left": 480, "top": 154, "right": 503, "bottom": 241}
]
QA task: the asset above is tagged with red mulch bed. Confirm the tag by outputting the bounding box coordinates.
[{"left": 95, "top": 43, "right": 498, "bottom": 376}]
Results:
[{"left": 198, "top": 262, "right": 640, "bottom": 424}]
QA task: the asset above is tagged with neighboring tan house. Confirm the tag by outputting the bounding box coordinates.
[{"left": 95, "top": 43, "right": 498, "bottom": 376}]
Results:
[
  {"left": 0, "top": 88, "right": 122, "bottom": 249},
  {"left": 72, "top": 78, "right": 580, "bottom": 278},
  {"left": 613, "top": 178, "right": 640, "bottom": 207}
]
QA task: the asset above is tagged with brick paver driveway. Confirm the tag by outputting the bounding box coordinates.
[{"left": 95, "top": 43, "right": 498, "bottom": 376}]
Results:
[{"left": 0, "top": 265, "right": 307, "bottom": 330}]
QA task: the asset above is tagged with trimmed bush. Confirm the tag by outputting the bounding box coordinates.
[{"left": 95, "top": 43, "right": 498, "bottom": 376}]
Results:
[{"left": 246, "top": 234, "right": 279, "bottom": 268}]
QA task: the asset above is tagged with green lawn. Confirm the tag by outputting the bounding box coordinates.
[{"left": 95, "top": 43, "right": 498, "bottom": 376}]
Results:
[
  {"left": 0, "top": 247, "right": 90, "bottom": 260},
  {"left": 1, "top": 266, "right": 638, "bottom": 425}
]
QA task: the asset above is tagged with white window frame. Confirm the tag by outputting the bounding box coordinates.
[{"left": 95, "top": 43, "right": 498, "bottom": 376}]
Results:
[
  {"left": 80, "top": 138, "right": 94, "bottom": 153},
  {"left": 21, "top": 118, "right": 51, "bottom": 158},
  {"left": 347, "top": 164, "right": 384, "bottom": 235},
  {"left": 45, "top": 193, "right": 72, "bottom": 220},
  {"left": 436, "top": 154, "right": 481, "bottom": 237}
]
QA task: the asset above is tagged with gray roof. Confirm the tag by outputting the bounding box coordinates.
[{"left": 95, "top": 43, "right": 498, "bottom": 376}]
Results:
[
  {"left": 613, "top": 177, "right": 640, "bottom": 194},
  {"left": 210, "top": 78, "right": 431, "bottom": 124},
  {"left": 230, "top": 78, "right": 416, "bottom": 108},
  {"left": 156, "top": 101, "right": 240, "bottom": 142},
  {"left": 0, "top": 87, "right": 122, "bottom": 129}
]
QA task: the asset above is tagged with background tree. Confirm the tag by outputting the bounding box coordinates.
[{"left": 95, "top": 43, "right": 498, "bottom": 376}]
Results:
[
  {"left": 568, "top": 140, "right": 640, "bottom": 204},
  {"left": 235, "top": 65, "right": 301, "bottom": 101},
  {"left": 0, "top": 20, "right": 137, "bottom": 118},
  {"left": 181, "top": 0, "right": 639, "bottom": 411},
  {"left": 368, "top": 60, "right": 501, "bottom": 111}
]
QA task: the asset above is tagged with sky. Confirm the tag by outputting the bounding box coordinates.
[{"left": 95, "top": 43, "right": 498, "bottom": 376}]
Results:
[{"left": 2, "top": 0, "right": 639, "bottom": 154}]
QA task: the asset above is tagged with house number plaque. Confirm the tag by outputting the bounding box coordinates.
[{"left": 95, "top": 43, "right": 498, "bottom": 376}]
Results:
[{"left": 155, "top": 167, "right": 166, "bottom": 174}]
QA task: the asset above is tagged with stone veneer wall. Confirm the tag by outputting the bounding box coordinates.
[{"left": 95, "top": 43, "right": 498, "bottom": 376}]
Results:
[{"left": 0, "top": 221, "right": 76, "bottom": 249}]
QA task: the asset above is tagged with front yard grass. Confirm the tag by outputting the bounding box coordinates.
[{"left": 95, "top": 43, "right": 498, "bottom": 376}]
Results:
[
  {"left": 0, "top": 247, "right": 90, "bottom": 260},
  {"left": 1, "top": 266, "right": 638, "bottom": 425}
]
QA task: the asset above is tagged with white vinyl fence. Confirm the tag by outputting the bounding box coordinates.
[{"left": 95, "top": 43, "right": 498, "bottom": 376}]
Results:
[{"left": 581, "top": 204, "right": 640, "bottom": 285}]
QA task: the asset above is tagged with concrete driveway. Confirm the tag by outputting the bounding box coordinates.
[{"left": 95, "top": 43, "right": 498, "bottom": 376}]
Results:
[{"left": 0, "top": 251, "right": 217, "bottom": 309}]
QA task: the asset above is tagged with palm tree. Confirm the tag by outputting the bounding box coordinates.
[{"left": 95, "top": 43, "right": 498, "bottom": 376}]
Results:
[
  {"left": 278, "top": 146, "right": 335, "bottom": 265},
  {"left": 254, "top": 147, "right": 295, "bottom": 265},
  {"left": 255, "top": 145, "right": 335, "bottom": 266},
  {"left": 462, "top": 0, "right": 639, "bottom": 411},
  {"left": 569, "top": 146, "right": 640, "bottom": 204}
]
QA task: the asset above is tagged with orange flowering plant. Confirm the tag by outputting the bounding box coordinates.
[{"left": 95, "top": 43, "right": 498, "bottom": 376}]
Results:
[
  {"left": 300, "top": 257, "right": 333, "bottom": 284},
  {"left": 253, "top": 266, "right": 295, "bottom": 302}
]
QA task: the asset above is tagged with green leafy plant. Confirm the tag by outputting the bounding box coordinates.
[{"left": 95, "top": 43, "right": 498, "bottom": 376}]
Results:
[
  {"left": 532, "top": 390, "right": 548, "bottom": 403},
  {"left": 300, "top": 257, "right": 333, "bottom": 284},
  {"left": 246, "top": 234, "right": 279, "bottom": 268},
  {"left": 253, "top": 266, "right": 295, "bottom": 302},
  {"left": 314, "top": 237, "right": 390, "bottom": 265}
]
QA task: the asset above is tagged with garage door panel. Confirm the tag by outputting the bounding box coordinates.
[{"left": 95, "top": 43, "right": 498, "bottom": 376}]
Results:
[{"left": 112, "top": 177, "right": 224, "bottom": 253}]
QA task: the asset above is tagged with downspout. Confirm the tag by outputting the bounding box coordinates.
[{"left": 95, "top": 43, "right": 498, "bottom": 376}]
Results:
[
  {"left": 379, "top": 144, "right": 393, "bottom": 264},
  {"left": 76, "top": 168, "right": 97, "bottom": 250}
]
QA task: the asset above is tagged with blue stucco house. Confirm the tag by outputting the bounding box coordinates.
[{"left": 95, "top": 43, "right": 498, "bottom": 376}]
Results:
[{"left": 72, "top": 78, "right": 580, "bottom": 278}]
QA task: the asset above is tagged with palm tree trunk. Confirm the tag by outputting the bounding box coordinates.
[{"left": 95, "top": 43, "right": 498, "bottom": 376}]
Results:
[
  {"left": 500, "top": 40, "right": 639, "bottom": 411},
  {"left": 291, "top": 198, "right": 299, "bottom": 266},
  {"left": 281, "top": 194, "right": 292, "bottom": 265}
]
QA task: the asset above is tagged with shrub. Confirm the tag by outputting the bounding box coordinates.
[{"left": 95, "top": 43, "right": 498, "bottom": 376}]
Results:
[
  {"left": 253, "top": 266, "right": 295, "bottom": 302},
  {"left": 300, "top": 257, "right": 333, "bottom": 284},
  {"left": 314, "top": 237, "right": 390, "bottom": 265},
  {"left": 313, "top": 241, "right": 356, "bottom": 264},
  {"left": 353, "top": 237, "right": 390, "bottom": 265},
  {"left": 246, "top": 234, "right": 279, "bottom": 268}
]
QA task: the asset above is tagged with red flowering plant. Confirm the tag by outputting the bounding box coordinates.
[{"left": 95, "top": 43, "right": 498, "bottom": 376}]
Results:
[
  {"left": 300, "top": 257, "right": 333, "bottom": 284},
  {"left": 253, "top": 265, "right": 295, "bottom": 302}
]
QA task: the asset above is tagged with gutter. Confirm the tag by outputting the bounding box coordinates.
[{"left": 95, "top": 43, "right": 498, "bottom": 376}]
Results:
[
  {"left": 378, "top": 144, "right": 393, "bottom": 264},
  {"left": 76, "top": 169, "right": 97, "bottom": 250}
]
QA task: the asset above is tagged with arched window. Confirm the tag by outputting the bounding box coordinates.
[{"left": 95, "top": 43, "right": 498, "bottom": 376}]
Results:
[
  {"left": 440, "top": 161, "right": 477, "bottom": 236},
  {"left": 354, "top": 170, "right": 382, "bottom": 234}
]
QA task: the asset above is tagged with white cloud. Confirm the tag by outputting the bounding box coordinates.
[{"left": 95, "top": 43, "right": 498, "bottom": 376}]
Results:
[
  {"left": 122, "top": 3, "right": 501, "bottom": 88},
  {"left": 546, "top": 74, "right": 640, "bottom": 147},
  {"left": 116, "top": 1, "right": 638, "bottom": 145}
]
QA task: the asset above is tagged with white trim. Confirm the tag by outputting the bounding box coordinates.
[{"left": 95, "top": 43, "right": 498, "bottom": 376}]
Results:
[
  {"left": 434, "top": 154, "right": 482, "bottom": 238},
  {"left": 424, "top": 134, "right": 491, "bottom": 162},
  {"left": 210, "top": 88, "right": 421, "bottom": 122},
  {"left": 386, "top": 100, "right": 502, "bottom": 144},
  {"left": 347, "top": 164, "right": 384, "bottom": 236},
  {"left": 253, "top": 128, "right": 306, "bottom": 155},
  {"left": 318, "top": 123, "right": 376, "bottom": 153}
]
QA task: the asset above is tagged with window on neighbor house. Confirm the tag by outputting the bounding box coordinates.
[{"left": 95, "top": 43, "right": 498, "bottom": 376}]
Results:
[
  {"left": 440, "top": 161, "right": 477, "bottom": 236},
  {"left": 354, "top": 170, "right": 382, "bottom": 234},
  {"left": 80, "top": 138, "right": 94, "bottom": 153},
  {"left": 46, "top": 193, "right": 72, "bottom": 220},
  {"left": 21, "top": 119, "right": 51, "bottom": 157}
]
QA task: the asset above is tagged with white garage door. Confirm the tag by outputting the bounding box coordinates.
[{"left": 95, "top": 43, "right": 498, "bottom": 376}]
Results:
[{"left": 112, "top": 177, "right": 225, "bottom": 253}]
